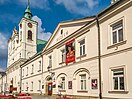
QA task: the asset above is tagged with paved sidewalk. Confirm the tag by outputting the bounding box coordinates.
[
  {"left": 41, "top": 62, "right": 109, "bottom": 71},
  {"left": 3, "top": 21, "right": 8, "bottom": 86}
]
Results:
[{"left": 31, "top": 95, "right": 50, "bottom": 99}]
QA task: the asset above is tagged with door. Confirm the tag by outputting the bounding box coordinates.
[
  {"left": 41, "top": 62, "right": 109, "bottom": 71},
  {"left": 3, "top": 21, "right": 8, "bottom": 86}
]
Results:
[{"left": 48, "top": 82, "right": 52, "bottom": 95}]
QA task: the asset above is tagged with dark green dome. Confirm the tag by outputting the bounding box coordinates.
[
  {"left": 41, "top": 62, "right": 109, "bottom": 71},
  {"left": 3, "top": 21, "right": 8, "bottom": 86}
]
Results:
[{"left": 23, "top": 5, "right": 32, "bottom": 19}]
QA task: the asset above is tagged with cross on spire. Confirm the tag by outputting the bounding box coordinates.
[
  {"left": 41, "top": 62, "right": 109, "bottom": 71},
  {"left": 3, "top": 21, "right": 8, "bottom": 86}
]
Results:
[{"left": 28, "top": 0, "right": 30, "bottom": 7}]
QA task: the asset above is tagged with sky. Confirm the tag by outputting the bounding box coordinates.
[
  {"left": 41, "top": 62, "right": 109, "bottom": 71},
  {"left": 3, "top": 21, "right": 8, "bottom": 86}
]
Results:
[{"left": 0, "top": 0, "right": 111, "bottom": 71}]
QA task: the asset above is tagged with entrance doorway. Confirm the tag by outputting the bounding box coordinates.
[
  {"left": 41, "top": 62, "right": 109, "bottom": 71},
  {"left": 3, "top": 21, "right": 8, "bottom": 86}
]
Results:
[
  {"left": 48, "top": 82, "right": 52, "bottom": 95},
  {"left": 45, "top": 77, "right": 52, "bottom": 95}
]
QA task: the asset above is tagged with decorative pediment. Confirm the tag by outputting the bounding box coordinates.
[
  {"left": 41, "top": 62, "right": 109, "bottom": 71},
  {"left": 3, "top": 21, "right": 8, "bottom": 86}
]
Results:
[{"left": 43, "top": 16, "right": 95, "bottom": 51}]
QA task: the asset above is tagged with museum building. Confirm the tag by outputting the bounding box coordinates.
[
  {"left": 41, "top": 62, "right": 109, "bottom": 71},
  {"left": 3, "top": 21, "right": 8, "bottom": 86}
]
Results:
[{"left": 1, "top": 0, "right": 132, "bottom": 99}]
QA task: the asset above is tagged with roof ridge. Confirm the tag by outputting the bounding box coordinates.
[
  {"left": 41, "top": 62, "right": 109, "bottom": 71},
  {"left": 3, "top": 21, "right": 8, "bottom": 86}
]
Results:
[{"left": 37, "top": 39, "right": 47, "bottom": 42}]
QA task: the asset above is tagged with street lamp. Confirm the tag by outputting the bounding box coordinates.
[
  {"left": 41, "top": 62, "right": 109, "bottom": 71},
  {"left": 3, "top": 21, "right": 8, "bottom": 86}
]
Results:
[
  {"left": 47, "top": 66, "right": 55, "bottom": 78},
  {"left": 47, "top": 66, "right": 55, "bottom": 86}
]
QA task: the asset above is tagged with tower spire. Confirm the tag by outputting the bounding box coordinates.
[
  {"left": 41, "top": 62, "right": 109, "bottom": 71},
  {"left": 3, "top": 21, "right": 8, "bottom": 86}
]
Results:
[
  {"left": 28, "top": 0, "right": 30, "bottom": 8},
  {"left": 23, "top": 0, "right": 32, "bottom": 19}
]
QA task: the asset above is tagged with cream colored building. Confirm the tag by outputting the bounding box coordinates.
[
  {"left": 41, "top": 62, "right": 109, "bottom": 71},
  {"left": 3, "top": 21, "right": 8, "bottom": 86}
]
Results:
[
  {"left": 40, "top": 0, "right": 132, "bottom": 98},
  {"left": 1, "top": 0, "right": 132, "bottom": 99},
  {"left": 0, "top": 72, "right": 6, "bottom": 93}
]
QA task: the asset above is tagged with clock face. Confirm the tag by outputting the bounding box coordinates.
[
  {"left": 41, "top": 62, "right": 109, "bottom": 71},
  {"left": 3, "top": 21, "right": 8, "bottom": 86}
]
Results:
[{"left": 28, "top": 23, "right": 32, "bottom": 28}]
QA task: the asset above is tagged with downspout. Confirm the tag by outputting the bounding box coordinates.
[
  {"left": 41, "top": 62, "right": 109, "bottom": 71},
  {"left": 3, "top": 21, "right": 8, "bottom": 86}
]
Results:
[
  {"left": 6, "top": 73, "right": 7, "bottom": 92},
  {"left": 20, "top": 65, "right": 22, "bottom": 93},
  {"left": 2, "top": 75, "right": 3, "bottom": 93},
  {"left": 96, "top": 15, "right": 102, "bottom": 99},
  {"left": 41, "top": 54, "right": 44, "bottom": 94}
]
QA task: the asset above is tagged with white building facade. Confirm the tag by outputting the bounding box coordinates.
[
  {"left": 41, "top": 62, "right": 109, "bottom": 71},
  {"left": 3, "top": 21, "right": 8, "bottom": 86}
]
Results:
[{"left": 1, "top": 0, "right": 132, "bottom": 99}]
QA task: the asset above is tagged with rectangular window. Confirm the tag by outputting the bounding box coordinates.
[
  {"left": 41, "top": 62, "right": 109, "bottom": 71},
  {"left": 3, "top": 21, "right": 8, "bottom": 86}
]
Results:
[
  {"left": 61, "top": 77, "right": 65, "bottom": 90},
  {"left": 31, "top": 81, "right": 33, "bottom": 91},
  {"left": 38, "top": 61, "right": 41, "bottom": 71},
  {"left": 80, "top": 74, "right": 86, "bottom": 90},
  {"left": 79, "top": 39, "right": 85, "bottom": 56},
  {"left": 49, "top": 55, "right": 52, "bottom": 67},
  {"left": 61, "top": 49, "right": 66, "bottom": 63},
  {"left": 38, "top": 80, "right": 41, "bottom": 90},
  {"left": 112, "top": 68, "right": 124, "bottom": 91},
  {"left": 26, "top": 67, "right": 28, "bottom": 76},
  {"left": 31, "top": 65, "right": 34, "bottom": 74},
  {"left": 23, "top": 69, "right": 24, "bottom": 77},
  {"left": 26, "top": 82, "right": 28, "bottom": 91},
  {"left": 22, "top": 83, "right": 24, "bottom": 91},
  {"left": 111, "top": 20, "right": 123, "bottom": 44}
]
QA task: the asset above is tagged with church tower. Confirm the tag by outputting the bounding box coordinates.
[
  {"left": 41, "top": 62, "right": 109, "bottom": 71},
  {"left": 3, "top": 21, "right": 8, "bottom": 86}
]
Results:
[
  {"left": 18, "top": 0, "right": 38, "bottom": 59},
  {"left": 6, "top": 0, "right": 38, "bottom": 93},
  {"left": 7, "top": 0, "right": 38, "bottom": 67}
]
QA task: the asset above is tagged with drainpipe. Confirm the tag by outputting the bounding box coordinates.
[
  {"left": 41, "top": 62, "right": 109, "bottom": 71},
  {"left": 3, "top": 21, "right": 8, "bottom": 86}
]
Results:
[
  {"left": 20, "top": 65, "right": 22, "bottom": 93},
  {"left": 41, "top": 54, "right": 44, "bottom": 94},
  {"left": 96, "top": 15, "right": 102, "bottom": 99}
]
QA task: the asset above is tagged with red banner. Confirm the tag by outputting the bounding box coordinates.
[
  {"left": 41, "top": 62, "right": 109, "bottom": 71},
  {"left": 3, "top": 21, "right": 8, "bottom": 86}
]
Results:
[{"left": 66, "top": 39, "right": 75, "bottom": 64}]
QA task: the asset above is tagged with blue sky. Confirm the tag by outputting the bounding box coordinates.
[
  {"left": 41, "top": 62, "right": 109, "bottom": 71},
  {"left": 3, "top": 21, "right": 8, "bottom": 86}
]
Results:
[{"left": 0, "top": 0, "right": 111, "bottom": 71}]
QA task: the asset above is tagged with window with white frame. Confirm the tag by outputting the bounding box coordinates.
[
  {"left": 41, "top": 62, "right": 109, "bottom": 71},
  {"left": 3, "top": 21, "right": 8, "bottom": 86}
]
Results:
[
  {"left": 38, "top": 61, "right": 41, "bottom": 71},
  {"left": 31, "top": 81, "right": 33, "bottom": 91},
  {"left": 79, "top": 39, "right": 85, "bottom": 56},
  {"left": 26, "top": 82, "right": 28, "bottom": 91},
  {"left": 22, "top": 69, "right": 24, "bottom": 77},
  {"left": 22, "top": 83, "right": 24, "bottom": 91},
  {"left": 38, "top": 80, "right": 41, "bottom": 90},
  {"left": 80, "top": 74, "right": 86, "bottom": 90},
  {"left": 26, "top": 67, "right": 28, "bottom": 76},
  {"left": 31, "top": 64, "right": 34, "bottom": 74},
  {"left": 61, "top": 49, "right": 66, "bottom": 63},
  {"left": 19, "top": 53, "right": 21, "bottom": 58},
  {"left": 48, "top": 55, "right": 52, "bottom": 67},
  {"left": 61, "top": 77, "right": 65, "bottom": 90},
  {"left": 112, "top": 68, "right": 125, "bottom": 91},
  {"left": 111, "top": 20, "right": 123, "bottom": 44}
]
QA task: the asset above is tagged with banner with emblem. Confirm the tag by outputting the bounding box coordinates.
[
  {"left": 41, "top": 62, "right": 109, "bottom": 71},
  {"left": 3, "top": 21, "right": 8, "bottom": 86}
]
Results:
[{"left": 65, "top": 39, "right": 75, "bottom": 64}]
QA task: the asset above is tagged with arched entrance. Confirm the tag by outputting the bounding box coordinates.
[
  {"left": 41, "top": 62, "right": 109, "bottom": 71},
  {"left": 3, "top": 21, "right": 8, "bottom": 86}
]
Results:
[{"left": 45, "top": 76, "right": 52, "bottom": 96}]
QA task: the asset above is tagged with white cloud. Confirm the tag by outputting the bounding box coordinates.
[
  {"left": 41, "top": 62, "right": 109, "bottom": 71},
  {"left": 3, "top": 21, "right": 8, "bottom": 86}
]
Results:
[
  {"left": 0, "top": 33, "right": 8, "bottom": 70},
  {"left": 18, "top": 0, "right": 50, "bottom": 10},
  {"left": 0, "top": 32, "right": 8, "bottom": 60},
  {"left": 54, "top": 0, "right": 98, "bottom": 15},
  {"left": 32, "top": 16, "right": 52, "bottom": 41},
  {"left": 0, "top": 32, "right": 8, "bottom": 50}
]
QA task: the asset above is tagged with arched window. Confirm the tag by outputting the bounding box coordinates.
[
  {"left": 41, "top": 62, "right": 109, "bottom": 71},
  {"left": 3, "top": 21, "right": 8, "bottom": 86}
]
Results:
[
  {"left": 20, "top": 24, "right": 22, "bottom": 29},
  {"left": 28, "top": 30, "right": 32, "bottom": 40}
]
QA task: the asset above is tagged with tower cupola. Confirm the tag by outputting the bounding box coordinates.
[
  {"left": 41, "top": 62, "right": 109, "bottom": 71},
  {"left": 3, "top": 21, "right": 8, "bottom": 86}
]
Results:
[{"left": 23, "top": 0, "right": 32, "bottom": 19}]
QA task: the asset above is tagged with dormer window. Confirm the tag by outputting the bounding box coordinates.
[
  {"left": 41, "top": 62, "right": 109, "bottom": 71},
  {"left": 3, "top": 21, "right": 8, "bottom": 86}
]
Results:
[{"left": 28, "top": 30, "right": 32, "bottom": 40}]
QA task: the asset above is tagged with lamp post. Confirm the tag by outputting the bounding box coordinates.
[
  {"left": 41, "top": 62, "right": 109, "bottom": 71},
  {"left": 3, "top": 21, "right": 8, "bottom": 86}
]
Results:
[
  {"left": 47, "top": 66, "right": 55, "bottom": 95},
  {"left": 47, "top": 66, "right": 55, "bottom": 78}
]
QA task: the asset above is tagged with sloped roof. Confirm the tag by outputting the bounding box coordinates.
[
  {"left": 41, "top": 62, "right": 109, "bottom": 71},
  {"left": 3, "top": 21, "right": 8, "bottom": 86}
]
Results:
[{"left": 37, "top": 39, "right": 47, "bottom": 53}]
